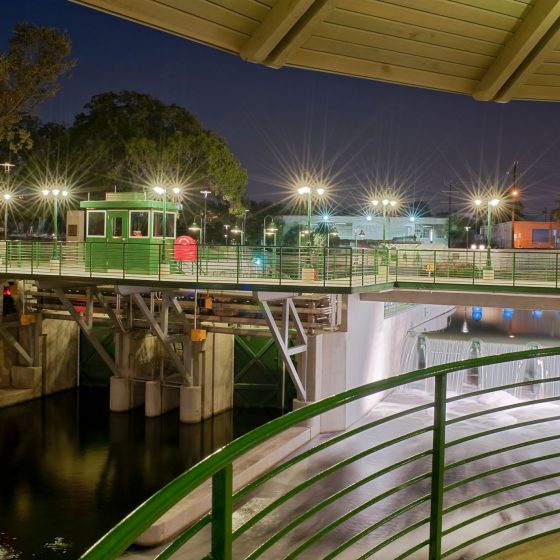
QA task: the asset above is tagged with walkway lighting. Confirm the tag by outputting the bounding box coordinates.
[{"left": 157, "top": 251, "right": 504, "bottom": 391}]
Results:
[
  {"left": 188, "top": 219, "right": 201, "bottom": 236},
  {"left": 474, "top": 197, "right": 500, "bottom": 269},
  {"left": 262, "top": 215, "right": 277, "bottom": 247},
  {"left": 297, "top": 185, "right": 325, "bottom": 246},
  {"left": 372, "top": 197, "right": 398, "bottom": 242},
  {"left": 200, "top": 190, "right": 211, "bottom": 245},
  {"left": 152, "top": 185, "right": 182, "bottom": 260},
  {"left": 2, "top": 193, "right": 12, "bottom": 242},
  {"left": 231, "top": 224, "right": 243, "bottom": 245},
  {"left": 43, "top": 188, "right": 69, "bottom": 255}
]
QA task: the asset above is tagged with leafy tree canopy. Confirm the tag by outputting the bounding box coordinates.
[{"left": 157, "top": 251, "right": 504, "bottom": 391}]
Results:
[
  {"left": 0, "top": 24, "right": 74, "bottom": 152},
  {"left": 70, "top": 91, "right": 248, "bottom": 212}
]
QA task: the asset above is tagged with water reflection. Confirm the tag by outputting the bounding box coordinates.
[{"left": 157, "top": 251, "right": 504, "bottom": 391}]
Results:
[{"left": 0, "top": 388, "right": 279, "bottom": 558}]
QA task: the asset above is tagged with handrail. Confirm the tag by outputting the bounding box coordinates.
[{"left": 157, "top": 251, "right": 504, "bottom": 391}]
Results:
[
  {"left": 81, "top": 345, "right": 560, "bottom": 559},
  {"left": 2, "top": 240, "right": 560, "bottom": 292}
]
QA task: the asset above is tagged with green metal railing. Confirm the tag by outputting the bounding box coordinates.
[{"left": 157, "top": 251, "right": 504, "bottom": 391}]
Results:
[
  {"left": 81, "top": 346, "right": 560, "bottom": 559},
  {"left": 1, "top": 241, "right": 560, "bottom": 292}
]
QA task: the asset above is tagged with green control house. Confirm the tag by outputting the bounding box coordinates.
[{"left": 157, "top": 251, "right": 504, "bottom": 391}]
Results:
[{"left": 80, "top": 192, "right": 181, "bottom": 275}]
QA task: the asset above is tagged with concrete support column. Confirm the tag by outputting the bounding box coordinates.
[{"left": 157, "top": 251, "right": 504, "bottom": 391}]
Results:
[
  {"left": 292, "top": 399, "right": 320, "bottom": 438},
  {"left": 180, "top": 385, "right": 202, "bottom": 423},
  {"left": 11, "top": 365, "right": 42, "bottom": 397},
  {"left": 145, "top": 380, "right": 179, "bottom": 418}
]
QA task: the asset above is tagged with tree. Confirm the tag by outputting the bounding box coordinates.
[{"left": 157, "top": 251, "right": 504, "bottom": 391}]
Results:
[
  {"left": 0, "top": 24, "right": 74, "bottom": 152},
  {"left": 70, "top": 91, "right": 247, "bottom": 210}
]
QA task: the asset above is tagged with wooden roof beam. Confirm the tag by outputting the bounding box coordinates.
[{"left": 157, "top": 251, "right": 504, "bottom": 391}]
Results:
[
  {"left": 474, "top": 0, "right": 560, "bottom": 101},
  {"left": 240, "top": 0, "right": 337, "bottom": 67},
  {"left": 240, "top": 0, "right": 316, "bottom": 63}
]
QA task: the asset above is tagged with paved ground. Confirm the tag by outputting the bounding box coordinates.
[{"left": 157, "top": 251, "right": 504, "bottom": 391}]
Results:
[{"left": 123, "top": 385, "right": 560, "bottom": 559}]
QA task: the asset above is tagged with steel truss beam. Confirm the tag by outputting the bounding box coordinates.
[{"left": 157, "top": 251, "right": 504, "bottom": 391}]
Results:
[
  {"left": 132, "top": 293, "right": 187, "bottom": 378},
  {"left": 256, "top": 292, "right": 307, "bottom": 401}
]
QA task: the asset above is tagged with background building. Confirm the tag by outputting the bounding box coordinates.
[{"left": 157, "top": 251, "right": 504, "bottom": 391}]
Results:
[{"left": 484, "top": 221, "right": 560, "bottom": 249}]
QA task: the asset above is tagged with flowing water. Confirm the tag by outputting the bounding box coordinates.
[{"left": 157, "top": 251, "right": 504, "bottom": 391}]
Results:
[{"left": 0, "top": 388, "right": 280, "bottom": 559}]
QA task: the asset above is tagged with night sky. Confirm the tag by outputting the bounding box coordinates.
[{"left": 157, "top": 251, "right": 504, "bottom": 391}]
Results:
[{"left": 3, "top": 0, "right": 560, "bottom": 216}]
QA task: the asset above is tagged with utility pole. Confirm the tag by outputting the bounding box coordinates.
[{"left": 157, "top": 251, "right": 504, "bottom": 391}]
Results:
[
  {"left": 510, "top": 161, "right": 518, "bottom": 249},
  {"left": 442, "top": 184, "right": 454, "bottom": 248}
]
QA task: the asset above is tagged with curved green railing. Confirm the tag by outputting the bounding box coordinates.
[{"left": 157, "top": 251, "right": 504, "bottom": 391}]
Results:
[{"left": 81, "top": 346, "right": 560, "bottom": 560}]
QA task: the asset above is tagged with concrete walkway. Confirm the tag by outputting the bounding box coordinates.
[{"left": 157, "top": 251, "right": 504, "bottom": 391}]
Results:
[{"left": 123, "top": 386, "right": 560, "bottom": 559}]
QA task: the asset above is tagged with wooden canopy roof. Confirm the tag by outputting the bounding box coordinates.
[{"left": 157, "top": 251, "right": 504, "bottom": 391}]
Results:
[{"left": 71, "top": 0, "right": 560, "bottom": 102}]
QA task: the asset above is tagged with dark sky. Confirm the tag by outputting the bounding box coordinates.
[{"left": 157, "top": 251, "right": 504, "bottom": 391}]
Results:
[{"left": 3, "top": 0, "right": 560, "bottom": 216}]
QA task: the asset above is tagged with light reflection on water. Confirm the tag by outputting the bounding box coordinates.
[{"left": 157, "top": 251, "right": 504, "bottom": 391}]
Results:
[{"left": 0, "top": 388, "right": 279, "bottom": 558}]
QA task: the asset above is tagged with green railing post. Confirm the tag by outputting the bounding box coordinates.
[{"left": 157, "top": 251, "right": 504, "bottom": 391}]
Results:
[
  {"left": 323, "top": 247, "right": 327, "bottom": 287},
  {"left": 59, "top": 243, "right": 62, "bottom": 276},
  {"left": 236, "top": 245, "right": 240, "bottom": 284},
  {"left": 374, "top": 246, "right": 378, "bottom": 284},
  {"left": 395, "top": 249, "right": 398, "bottom": 283},
  {"left": 428, "top": 371, "right": 447, "bottom": 560},
  {"left": 212, "top": 464, "right": 233, "bottom": 560},
  {"left": 279, "top": 247, "right": 282, "bottom": 285},
  {"left": 472, "top": 249, "right": 476, "bottom": 285},
  {"left": 158, "top": 244, "right": 161, "bottom": 281},
  {"left": 361, "top": 248, "right": 365, "bottom": 286},
  {"left": 433, "top": 250, "right": 436, "bottom": 284},
  {"left": 349, "top": 248, "right": 353, "bottom": 289},
  {"left": 556, "top": 253, "right": 558, "bottom": 289},
  {"left": 513, "top": 251, "right": 516, "bottom": 287}
]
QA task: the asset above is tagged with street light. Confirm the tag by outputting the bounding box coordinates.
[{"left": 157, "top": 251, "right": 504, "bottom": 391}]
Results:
[
  {"left": 223, "top": 224, "right": 230, "bottom": 245},
  {"left": 474, "top": 197, "right": 499, "bottom": 269},
  {"left": 297, "top": 185, "right": 325, "bottom": 246},
  {"left": 355, "top": 228, "right": 366, "bottom": 248},
  {"left": 464, "top": 226, "right": 471, "bottom": 250},
  {"left": 188, "top": 218, "right": 201, "bottom": 237},
  {"left": 231, "top": 224, "right": 243, "bottom": 245},
  {"left": 328, "top": 226, "right": 338, "bottom": 248},
  {"left": 2, "top": 193, "right": 11, "bottom": 242},
  {"left": 153, "top": 185, "right": 181, "bottom": 261},
  {"left": 42, "top": 188, "right": 69, "bottom": 259},
  {"left": 372, "top": 198, "right": 398, "bottom": 242},
  {"left": 262, "top": 215, "right": 277, "bottom": 247},
  {"left": 200, "top": 190, "right": 211, "bottom": 245}
]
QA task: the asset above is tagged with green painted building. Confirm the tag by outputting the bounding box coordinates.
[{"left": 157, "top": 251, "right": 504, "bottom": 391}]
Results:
[{"left": 80, "top": 192, "right": 181, "bottom": 274}]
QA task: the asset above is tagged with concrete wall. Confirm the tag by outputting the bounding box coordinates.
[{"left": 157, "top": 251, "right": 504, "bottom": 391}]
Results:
[
  {"left": 312, "top": 296, "right": 453, "bottom": 431},
  {"left": 42, "top": 319, "right": 79, "bottom": 394}
]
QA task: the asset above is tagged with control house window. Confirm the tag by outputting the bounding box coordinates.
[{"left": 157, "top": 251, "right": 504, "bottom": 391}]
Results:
[
  {"left": 87, "top": 211, "right": 105, "bottom": 237},
  {"left": 130, "top": 211, "right": 149, "bottom": 237},
  {"left": 152, "top": 212, "right": 176, "bottom": 238}
]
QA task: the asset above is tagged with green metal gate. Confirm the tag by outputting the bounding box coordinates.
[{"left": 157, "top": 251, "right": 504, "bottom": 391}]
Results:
[
  {"left": 234, "top": 336, "right": 294, "bottom": 408},
  {"left": 79, "top": 326, "right": 114, "bottom": 386}
]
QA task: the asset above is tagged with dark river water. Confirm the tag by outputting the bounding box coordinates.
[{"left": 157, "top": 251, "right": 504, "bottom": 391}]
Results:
[{"left": 0, "top": 388, "right": 280, "bottom": 559}]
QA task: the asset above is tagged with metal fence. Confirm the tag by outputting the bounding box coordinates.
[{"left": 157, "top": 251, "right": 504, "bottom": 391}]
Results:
[
  {"left": 1, "top": 241, "right": 560, "bottom": 290},
  {"left": 80, "top": 346, "right": 560, "bottom": 560}
]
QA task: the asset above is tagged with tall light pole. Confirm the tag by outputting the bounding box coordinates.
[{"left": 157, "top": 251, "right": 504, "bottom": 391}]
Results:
[
  {"left": 464, "top": 226, "right": 471, "bottom": 250},
  {"left": 42, "top": 188, "right": 69, "bottom": 258},
  {"left": 2, "top": 194, "right": 11, "bottom": 241},
  {"left": 243, "top": 209, "right": 249, "bottom": 245},
  {"left": 510, "top": 162, "right": 519, "bottom": 249},
  {"left": 223, "top": 224, "right": 230, "bottom": 245},
  {"left": 355, "top": 228, "right": 366, "bottom": 248},
  {"left": 199, "top": 190, "right": 211, "bottom": 245},
  {"left": 263, "top": 215, "right": 277, "bottom": 246},
  {"left": 297, "top": 185, "right": 325, "bottom": 246},
  {"left": 474, "top": 197, "right": 499, "bottom": 269},
  {"left": 372, "top": 198, "right": 397, "bottom": 242},
  {"left": 153, "top": 185, "right": 181, "bottom": 261},
  {"left": 1, "top": 163, "right": 14, "bottom": 242}
]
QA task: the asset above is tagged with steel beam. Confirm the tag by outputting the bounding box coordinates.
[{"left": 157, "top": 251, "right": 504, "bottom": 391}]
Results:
[
  {"left": 132, "top": 293, "right": 187, "bottom": 377},
  {"left": 53, "top": 288, "right": 119, "bottom": 376}
]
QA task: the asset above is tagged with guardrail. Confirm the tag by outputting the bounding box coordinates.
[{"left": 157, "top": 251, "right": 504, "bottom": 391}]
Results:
[
  {"left": 81, "top": 346, "right": 560, "bottom": 559},
  {"left": 1, "top": 241, "right": 560, "bottom": 291}
]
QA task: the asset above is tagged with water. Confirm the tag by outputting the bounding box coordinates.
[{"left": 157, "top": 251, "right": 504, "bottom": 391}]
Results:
[{"left": 0, "top": 388, "right": 280, "bottom": 559}]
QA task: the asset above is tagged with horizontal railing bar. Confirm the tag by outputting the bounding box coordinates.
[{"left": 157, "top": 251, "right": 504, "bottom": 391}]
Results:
[
  {"left": 442, "top": 507, "right": 560, "bottom": 558},
  {"left": 444, "top": 471, "right": 560, "bottom": 515},
  {"left": 234, "top": 430, "right": 433, "bottom": 541},
  {"left": 445, "top": 434, "right": 560, "bottom": 472},
  {"left": 283, "top": 471, "right": 432, "bottom": 560},
  {"left": 443, "top": 488, "right": 560, "bottom": 538},
  {"left": 154, "top": 516, "right": 211, "bottom": 560},
  {"left": 446, "top": 395, "right": 560, "bottom": 425},
  {"left": 80, "top": 346, "right": 560, "bottom": 560},
  {"left": 446, "top": 375, "right": 560, "bottom": 403},
  {"left": 234, "top": 402, "right": 434, "bottom": 502},
  {"left": 444, "top": 452, "right": 560, "bottom": 493},
  {"left": 446, "top": 414, "right": 560, "bottom": 448}
]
